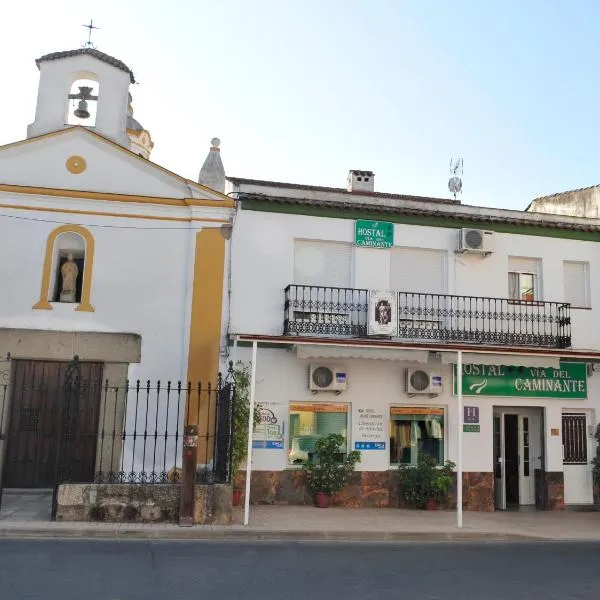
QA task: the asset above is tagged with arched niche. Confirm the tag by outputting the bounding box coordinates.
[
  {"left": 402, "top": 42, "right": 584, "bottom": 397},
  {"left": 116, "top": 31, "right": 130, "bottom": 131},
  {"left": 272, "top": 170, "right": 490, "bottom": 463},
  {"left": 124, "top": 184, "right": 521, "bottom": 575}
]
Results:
[{"left": 33, "top": 225, "right": 95, "bottom": 312}]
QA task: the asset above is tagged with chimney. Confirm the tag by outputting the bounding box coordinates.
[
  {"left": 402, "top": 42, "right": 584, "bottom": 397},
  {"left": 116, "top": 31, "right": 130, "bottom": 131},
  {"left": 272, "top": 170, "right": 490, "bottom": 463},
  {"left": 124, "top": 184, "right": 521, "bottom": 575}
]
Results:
[{"left": 347, "top": 170, "right": 375, "bottom": 193}]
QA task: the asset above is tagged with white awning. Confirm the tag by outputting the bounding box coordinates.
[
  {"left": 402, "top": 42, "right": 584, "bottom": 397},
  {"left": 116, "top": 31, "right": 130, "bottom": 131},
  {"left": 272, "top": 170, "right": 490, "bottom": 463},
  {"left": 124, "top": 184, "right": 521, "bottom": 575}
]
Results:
[
  {"left": 295, "top": 344, "right": 560, "bottom": 368},
  {"left": 296, "top": 344, "right": 430, "bottom": 363}
]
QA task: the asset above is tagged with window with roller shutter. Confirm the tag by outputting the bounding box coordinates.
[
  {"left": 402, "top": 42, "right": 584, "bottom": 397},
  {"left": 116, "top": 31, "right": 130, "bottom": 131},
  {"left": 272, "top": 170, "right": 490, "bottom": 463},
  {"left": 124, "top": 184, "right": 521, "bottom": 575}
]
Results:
[
  {"left": 563, "top": 261, "right": 590, "bottom": 308},
  {"left": 390, "top": 248, "right": 446, "bottom": 294},
  {"left": 293, "top": 240, "right": 352, "bottom": 288}
]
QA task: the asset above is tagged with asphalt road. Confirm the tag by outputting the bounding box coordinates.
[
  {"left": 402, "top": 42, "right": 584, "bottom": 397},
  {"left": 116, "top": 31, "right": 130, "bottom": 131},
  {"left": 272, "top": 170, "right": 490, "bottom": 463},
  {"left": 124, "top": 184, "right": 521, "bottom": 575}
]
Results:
[{"left": 1, "top": 539, "right": 600, "bottom": 599}]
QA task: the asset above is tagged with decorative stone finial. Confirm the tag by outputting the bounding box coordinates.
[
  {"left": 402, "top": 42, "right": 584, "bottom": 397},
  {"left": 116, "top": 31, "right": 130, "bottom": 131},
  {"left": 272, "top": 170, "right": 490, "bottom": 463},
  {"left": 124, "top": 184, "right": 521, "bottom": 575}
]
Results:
[{"left": 198, "top": 137, "right": 225, "bottom": 192}]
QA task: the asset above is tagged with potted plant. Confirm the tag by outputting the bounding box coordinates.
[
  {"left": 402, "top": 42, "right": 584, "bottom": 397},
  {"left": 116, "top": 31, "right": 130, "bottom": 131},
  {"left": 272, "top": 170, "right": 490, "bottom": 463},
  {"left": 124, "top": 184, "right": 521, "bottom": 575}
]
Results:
[
  {"left": 230, "top": 361, "right": 261, "bottom": 506},
  {"left": 398, "top": 454, "right": 456, "bottom": 510},
  {"left": 303, "top": 433, "right": 361, "bottom": 508},
  {"left": 431, "top": 458, "right": 456, "bottom": 509}
]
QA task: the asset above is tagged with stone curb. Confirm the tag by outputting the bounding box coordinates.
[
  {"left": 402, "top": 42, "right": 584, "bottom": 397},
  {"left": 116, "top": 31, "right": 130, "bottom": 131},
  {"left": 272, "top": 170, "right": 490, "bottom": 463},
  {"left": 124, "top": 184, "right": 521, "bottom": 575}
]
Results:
[{"left": 0, "top": 527, "right": 545, "bottom": 542}]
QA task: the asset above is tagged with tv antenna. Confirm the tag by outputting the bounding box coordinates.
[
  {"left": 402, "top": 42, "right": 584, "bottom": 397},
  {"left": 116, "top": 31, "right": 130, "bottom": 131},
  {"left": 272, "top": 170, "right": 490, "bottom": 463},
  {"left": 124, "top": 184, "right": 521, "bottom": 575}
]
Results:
[
  {"left": 82, "top": 19, "right": 100, "bottom": 49},
  {"left": 448, "top": 157, "right": 463, "bottom": 201}
]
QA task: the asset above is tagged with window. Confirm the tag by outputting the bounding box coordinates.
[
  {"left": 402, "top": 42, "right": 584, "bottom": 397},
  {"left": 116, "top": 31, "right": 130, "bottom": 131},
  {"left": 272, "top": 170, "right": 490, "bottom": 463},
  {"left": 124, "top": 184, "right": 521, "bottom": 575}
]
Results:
[
  {"left": 288, "top": 402, "right": 348, "bottom": 466},
  {"left": 562, "top": 413, "right": 587, "bottom": 465},
  {"left": 508, "top": 257, "right": 541, "bottom": 301},
  {"left": 389, "top": 407, "right": 444, "bottom": 466},
  {"left": 563, "top": 261, "right": 590, "bottom": 308},
  {"left": 390, "top": 248, "right": 446, "bottom": 294},
  {"left": 294, "top": 240, "right": 352, "bottom": 288}
]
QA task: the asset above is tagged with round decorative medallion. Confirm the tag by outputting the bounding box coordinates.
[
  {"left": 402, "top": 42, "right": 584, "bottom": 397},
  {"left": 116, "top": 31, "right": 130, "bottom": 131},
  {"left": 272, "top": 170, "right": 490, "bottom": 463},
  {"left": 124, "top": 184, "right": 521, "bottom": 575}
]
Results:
[{"left": 66, "top": 156, "right": 87, "bottom": 174}]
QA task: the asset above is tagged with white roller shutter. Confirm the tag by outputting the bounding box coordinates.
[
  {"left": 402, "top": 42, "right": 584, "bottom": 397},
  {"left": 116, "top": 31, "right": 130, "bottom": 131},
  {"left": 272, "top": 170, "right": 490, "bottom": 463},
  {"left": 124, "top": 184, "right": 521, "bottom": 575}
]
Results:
[
  {"left": 563, "top": 261, "right": 589, "bottom": 307},
  {"left": 294, "top": 240, "right": 352, "bottom": 288},
  {"left": 390, "top": 248, "right": 446, "bottom": 294},
  {"left": 508, "top": 257, "right": 539, "bottom": 274}
]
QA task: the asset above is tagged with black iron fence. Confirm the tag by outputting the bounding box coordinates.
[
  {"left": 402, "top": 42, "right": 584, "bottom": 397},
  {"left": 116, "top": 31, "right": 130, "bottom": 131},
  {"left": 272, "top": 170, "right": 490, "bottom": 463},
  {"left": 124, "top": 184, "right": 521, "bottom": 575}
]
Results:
[
  {"left": 0, "top": 358, "right": 236, "bottom": 496},
  {"left": 284, "top": 285, "right": 572, "bottom": 349}
]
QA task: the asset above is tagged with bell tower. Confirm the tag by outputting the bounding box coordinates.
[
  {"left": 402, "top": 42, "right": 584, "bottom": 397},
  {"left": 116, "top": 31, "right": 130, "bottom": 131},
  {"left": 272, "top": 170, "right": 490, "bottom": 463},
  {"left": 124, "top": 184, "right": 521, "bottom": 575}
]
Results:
[{"left": 27, "top": 48, "right": 135, "bottom": 148}]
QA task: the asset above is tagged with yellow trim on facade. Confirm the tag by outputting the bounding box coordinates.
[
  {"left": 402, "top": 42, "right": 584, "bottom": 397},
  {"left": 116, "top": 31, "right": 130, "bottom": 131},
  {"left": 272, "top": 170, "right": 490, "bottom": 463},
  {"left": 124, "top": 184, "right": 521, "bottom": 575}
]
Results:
[
  {"left": 186, "top": 228, "right": 226, "bottom": 434},
  {"left": 0, "top": 184, "right": 235, "bottom": 208},
  {"left": 33, "top": 224, "right": 96, "bottom": 312},
  {"left": 0, "top": 183, "right": 234, "bottom": 208},
  {"left": 0, "top": 202, "right": 230, "bottom": 223}
]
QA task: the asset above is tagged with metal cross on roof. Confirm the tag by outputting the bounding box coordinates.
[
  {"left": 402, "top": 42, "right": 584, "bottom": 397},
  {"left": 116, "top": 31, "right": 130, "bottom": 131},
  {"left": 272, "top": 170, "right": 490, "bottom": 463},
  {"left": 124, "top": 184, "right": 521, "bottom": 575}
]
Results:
[{"left": 82, "top": 19, "right": 100, "bottom": 49}]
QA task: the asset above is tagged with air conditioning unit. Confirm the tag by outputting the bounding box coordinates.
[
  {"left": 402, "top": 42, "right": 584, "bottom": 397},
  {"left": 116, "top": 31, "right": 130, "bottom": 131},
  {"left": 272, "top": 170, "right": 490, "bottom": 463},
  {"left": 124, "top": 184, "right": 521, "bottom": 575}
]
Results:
[
  {"left": 405, "top": 368, "right": 443, "bottom": 396},
  {"left": 309, "top": 365, "right": 348, "bottom": 393},
  {"left": 458, "top": 228, "right": 494, "bottom": 255}
]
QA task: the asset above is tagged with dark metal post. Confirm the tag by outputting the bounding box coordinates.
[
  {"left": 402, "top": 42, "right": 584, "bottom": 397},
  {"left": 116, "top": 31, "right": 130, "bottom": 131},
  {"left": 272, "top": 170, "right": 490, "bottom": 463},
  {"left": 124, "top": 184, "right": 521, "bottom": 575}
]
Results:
[{"left": 179, "top": 424, "right": 198, "bottom": 526}]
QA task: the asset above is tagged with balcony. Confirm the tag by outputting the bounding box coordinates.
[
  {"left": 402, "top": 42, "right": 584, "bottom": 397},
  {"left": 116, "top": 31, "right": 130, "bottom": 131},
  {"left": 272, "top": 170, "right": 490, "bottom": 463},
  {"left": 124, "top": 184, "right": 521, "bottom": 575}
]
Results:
[{"left": 283, "top": 285, "right": 572, "bottom": 349}]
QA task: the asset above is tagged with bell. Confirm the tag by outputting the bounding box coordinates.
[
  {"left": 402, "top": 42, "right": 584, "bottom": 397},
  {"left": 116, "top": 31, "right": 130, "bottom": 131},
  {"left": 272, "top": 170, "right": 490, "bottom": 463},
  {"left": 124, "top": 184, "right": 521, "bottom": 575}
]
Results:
[{"left": 74, "top": 99, "right": 90, "bottom": 119}]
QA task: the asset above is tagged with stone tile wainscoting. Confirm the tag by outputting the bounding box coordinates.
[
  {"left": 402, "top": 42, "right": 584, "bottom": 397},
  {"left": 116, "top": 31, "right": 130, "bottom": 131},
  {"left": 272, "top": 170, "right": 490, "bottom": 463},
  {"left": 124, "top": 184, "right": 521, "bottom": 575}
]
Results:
[
  {"left": 55, "top": 483, "right": 233, "bottom": 524},
  {"left": 235, "top": 471, "right": 495, "bottom": 511},
  {"left": 545, "top": 472, "right": 565, "bottom": 511}
]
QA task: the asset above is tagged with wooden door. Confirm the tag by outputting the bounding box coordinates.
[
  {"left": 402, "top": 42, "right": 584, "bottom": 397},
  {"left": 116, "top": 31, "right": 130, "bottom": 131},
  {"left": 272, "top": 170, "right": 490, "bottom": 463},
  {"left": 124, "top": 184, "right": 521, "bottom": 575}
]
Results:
[{"left": 2, "top": 360, "right": 103, "bottom": 488}]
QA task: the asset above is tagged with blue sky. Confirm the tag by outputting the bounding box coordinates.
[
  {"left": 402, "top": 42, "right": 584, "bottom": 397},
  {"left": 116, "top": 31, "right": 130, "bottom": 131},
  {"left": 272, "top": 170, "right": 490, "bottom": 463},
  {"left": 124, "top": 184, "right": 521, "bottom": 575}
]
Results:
[{"left": 2, "top": 0, "right": 600, "bottom": 209}]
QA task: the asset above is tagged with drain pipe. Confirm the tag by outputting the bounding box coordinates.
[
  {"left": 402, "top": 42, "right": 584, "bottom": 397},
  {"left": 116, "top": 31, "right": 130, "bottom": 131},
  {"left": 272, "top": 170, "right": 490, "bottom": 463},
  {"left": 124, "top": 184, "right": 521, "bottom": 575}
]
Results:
[{"left": 457, "top": 350, "right": 463, "bottom": 528}]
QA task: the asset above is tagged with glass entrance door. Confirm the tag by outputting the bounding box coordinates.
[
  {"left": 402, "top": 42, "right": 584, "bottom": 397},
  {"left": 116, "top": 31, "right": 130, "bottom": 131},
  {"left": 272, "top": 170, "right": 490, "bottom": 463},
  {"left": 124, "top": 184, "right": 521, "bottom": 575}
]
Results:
[{"left": 493, "top": 414, "right": 506, "bottom": 510}]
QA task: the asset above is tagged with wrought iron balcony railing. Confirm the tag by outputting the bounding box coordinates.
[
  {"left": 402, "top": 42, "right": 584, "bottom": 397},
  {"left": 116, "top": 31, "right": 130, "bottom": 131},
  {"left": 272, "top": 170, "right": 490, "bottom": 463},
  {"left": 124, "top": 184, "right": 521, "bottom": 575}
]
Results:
[{"left": 284, "top": 285, "right": 572, "bottom": 349}]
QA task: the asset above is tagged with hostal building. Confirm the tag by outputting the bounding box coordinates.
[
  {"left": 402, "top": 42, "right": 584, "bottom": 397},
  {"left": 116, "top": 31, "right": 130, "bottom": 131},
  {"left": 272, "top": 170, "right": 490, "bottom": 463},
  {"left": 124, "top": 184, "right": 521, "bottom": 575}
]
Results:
[{"left": 225, "top": 169, "right": 600, "bottom": 511}]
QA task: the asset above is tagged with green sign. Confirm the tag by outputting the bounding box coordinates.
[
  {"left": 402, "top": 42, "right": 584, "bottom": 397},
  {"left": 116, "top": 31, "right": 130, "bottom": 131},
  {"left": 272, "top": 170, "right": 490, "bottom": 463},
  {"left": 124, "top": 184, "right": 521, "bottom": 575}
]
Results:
[
  {"left": 454, "top": 363, "right": 587, "bottom": 399},
  {"left": 355, "top": 220, "right": 394, "bottom": 248},
  {"left": 463, "top": 424, "right": 480, "bottom": 433}
]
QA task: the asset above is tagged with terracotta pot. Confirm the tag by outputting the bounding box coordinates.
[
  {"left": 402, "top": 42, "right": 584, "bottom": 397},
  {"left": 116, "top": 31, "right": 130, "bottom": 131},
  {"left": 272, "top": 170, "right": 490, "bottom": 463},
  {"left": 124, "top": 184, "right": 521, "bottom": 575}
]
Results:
[
  {"left": 425, "top": 498, "right": 438, "bottom": 511},
  {"left": 314, "top": 492, "right": 331, "bottom": 508},
  {"left": 232, "top": 489, "right": 242, "bottom": 507}
]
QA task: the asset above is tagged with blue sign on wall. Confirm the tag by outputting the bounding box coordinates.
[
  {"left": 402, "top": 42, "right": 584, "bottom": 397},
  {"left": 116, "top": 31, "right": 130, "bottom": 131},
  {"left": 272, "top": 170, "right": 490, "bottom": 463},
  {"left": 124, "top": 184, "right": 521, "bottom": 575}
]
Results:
[
  {"left": 252, "top": 440, "right": 284, "bottom": 449},
  {"left": 354, "top": 442, "right": 386, "bottom": 451}
]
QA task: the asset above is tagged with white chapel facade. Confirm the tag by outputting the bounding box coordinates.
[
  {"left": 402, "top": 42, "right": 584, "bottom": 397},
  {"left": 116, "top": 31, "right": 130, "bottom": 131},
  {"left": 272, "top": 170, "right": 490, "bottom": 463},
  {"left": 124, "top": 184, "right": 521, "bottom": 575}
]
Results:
[{"left": 0, "top": 46, "right": 232, "bottom": 489}]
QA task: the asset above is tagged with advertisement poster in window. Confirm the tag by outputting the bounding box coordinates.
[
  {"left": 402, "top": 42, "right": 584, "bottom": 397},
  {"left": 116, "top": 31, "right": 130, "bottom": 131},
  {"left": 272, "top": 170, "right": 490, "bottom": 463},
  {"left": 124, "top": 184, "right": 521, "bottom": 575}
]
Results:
[
  {"left": 367, "top": 290, "right": 398, "bottom": 336},
  {"left": 252, "top": 402, "right": 286, "bottom": 449},
  {"left": 354, "top": 408, "right": 386, "bottom": 450}
]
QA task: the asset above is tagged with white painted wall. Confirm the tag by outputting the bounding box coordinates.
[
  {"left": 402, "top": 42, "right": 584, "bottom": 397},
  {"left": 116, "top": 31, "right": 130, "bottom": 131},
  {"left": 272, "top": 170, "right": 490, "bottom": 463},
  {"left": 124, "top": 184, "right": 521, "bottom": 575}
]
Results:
[
  {"left": 0, "top": 129, "right": 189, "bottom": 198},
  {"left": 230, "top": 209, "right": 600, "bottom": 351},
  {"left": 0, "top": 201, "right": 206, "bottom": 383},
  {"left": 237, "top": 346, "right": 600, "bottom": 476}
]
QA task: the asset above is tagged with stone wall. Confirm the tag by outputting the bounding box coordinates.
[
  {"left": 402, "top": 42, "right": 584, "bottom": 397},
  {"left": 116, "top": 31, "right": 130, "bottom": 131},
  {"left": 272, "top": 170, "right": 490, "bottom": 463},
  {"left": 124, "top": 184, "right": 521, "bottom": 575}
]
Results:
[
  {"left": 55, "top": 483, "right": 232, "bottom": 524},
  {"left": 545, "top": 472, "right": 565, "bottom": 511},
  {"left": 235, "top": 470, "right": 494, "bottom": 511}
]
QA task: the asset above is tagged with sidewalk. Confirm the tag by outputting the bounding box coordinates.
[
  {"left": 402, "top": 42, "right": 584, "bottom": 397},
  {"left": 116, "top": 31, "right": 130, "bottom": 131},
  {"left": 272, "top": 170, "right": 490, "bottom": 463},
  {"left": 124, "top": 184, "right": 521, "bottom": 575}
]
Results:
[{"left": 2, "top": 492, "right": 600, "bottom": 541}]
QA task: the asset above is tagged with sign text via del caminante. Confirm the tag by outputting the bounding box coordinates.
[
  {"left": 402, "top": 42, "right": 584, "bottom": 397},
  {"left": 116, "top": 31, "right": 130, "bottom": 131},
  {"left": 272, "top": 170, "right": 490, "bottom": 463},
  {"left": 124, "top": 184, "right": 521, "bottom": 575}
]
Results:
[
  {"left": 354, "top": 220, "right": 394, "bottom": 248},
  {"left": 454, "top": 363, "right": 587, "bottom": 399}
]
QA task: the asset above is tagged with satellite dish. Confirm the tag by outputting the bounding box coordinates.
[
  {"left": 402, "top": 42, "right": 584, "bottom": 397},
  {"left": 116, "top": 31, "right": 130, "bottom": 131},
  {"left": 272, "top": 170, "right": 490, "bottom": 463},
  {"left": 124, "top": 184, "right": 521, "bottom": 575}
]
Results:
[
  {"left": 448, "top": 176, "right": 462, "bottom": 195},
  {"left": 448, "top": 158, "right": 463, "bottom": 200}
]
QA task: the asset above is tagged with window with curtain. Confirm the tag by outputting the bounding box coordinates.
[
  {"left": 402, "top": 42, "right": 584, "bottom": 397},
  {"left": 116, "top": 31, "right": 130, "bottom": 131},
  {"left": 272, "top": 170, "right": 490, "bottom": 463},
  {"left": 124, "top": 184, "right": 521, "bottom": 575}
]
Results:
[
  {"left": 508, "top": 257, "right": 541, "bottom": 301},
  {"left": 389, "top": 407, "right": 444, "bottom": 465},
  {"left": 563, "top": 261, "right": 590, "bottom": 308},
  {"left": 288, "top": 403, "right": 348, "bottom": 465}
]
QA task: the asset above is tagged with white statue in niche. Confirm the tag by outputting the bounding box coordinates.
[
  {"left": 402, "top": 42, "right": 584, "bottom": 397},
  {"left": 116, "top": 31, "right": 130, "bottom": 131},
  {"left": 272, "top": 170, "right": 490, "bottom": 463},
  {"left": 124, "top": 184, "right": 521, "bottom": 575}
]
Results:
[{"left": 60, "top": 253, "right": 79, "bottom": 303}]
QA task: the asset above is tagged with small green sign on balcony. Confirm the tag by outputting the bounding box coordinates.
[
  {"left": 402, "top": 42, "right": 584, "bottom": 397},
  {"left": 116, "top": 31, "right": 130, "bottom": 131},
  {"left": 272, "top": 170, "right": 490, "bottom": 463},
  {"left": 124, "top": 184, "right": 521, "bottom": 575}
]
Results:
[{"left": 355, "top": 220, "right": 394, "bottom": 248}]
